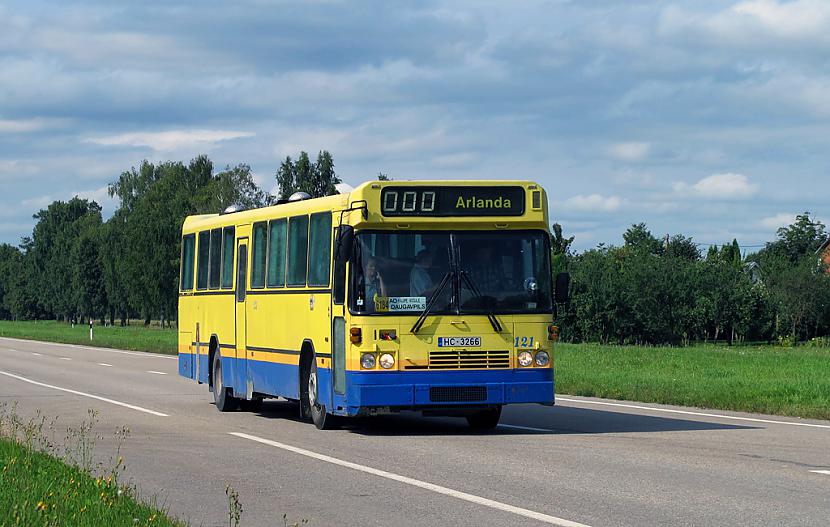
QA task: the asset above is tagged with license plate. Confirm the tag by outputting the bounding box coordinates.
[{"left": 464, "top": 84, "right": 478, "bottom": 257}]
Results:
[{"left": 437, "top": 337, "right": 481, "bottom": 347}]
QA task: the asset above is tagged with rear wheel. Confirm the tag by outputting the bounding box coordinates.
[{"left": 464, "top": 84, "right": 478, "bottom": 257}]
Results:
[
  {"left": 212, "top": 352, "right": 239, "bottom": 412},
  {"left": 466, "top": 406, "right": 502, "bottom": 430},
  {"left": 307, "top": 358, "right": 337, "bottom": 430}
]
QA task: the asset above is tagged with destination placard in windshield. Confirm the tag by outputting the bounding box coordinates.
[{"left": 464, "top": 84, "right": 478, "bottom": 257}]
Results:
[{"left": 381, "top": 186, "right": 525, "bottom": 217}]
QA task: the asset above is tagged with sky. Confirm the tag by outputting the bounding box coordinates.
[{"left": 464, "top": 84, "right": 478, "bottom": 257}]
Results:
[{"left": 1, "top": 0, "right": 828, "bottom": 251}]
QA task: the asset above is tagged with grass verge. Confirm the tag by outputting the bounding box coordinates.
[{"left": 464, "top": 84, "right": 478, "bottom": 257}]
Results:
[
  {"left": 555, "top": 343, "right": 830, "bottom": 420},
  {"left": 0, "top": 437, "right": 182, "bottom": 526},
  {"left": 0, "top": 406, "right": 183, "bottom": 527},
  {"left": 0, "top": 320, "right": 176, "bottom": 355}
]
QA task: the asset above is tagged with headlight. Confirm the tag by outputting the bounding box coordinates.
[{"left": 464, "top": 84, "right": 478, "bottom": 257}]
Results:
[
  {"left": 379, "top": 353, "right": 395, "bottom": 369},
  {"left": 518, "top": 351, "right": 533, "bottom": 367},
  {"left": 535, "top": 351, "right": 550, "bottom": 367},
  {"left": 361, "top": 353, "right": 376, "bottom": 369}
]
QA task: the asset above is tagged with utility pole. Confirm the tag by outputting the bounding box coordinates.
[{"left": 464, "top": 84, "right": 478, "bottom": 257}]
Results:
[{"left": 664, "top": 234, "right": 669, "bottom": 253}]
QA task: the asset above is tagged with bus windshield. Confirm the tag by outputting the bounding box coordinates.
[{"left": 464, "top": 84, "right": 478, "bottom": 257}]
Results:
[{"left": 350, "top": 231, "right": 552, "bottom": 315}]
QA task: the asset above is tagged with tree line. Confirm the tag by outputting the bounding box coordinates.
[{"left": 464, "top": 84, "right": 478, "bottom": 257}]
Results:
[
  {"left": 553, "top": 214, "right": 830, "bottom": 345},
  {"left": 1, "top": 157, "right": 828, "bottom": 346},
  {"left": 0, "top": 152, "right": 339, "bottom": 326}
]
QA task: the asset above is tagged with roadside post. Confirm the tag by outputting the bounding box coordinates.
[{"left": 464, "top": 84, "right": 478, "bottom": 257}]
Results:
[{"left": 89, "top": 320, "right": 93, "bottom": 341}]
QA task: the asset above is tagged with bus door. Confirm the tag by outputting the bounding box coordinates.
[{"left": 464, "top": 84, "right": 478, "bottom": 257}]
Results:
[{"left": 235, "top": 238, "right": 249, "bottom": 397}]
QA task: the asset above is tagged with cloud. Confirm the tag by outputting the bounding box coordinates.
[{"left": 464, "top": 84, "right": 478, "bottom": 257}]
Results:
[
  {"left": 759, "top": 213, "right": 797, "bottom": 230},
  {"left": 86, "top": 129, "right": 255, "bottom": 151},
  {"left": 0, "top": 118, "right": 67, "bottom": 133},
  {"left": 661, "top": 0, "right": 830, "bottom": 47},
  {"left": 607, "top": 142, "right": 650, "bottom": 162},
  {"left": 563, "top": 194, "right": 623, "bottom": 213},
  {"left": 673, "top": 173, "right": 759, "bottom": 200}
]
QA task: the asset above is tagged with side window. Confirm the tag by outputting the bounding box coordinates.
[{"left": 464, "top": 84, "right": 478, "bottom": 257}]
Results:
[
  {"left": 267, "top": 219, "right": 287, "bottom": 288},
  {"left": 236, "top": 245, "right": 247, "bottom": 302},
  {"left": 251, "top": 222, "right": 267, "bottom": 289},
  {"left": 287, "top": 215, "right": 309, "bottom": 286},
  {"left": 180, "top": 234, "right": 195, "bottom": 291},
  {"left": 208, "top": 228, "right": 222, "bottom": 289},
  {"left": 221, "top": 227, "right": 235, "bottom": 289},
  {"left": 196, "top": 231, "right": 210, "bottom": 290},
  {"left": 308, "top": 213, "right": 332, "bottom": 286}
]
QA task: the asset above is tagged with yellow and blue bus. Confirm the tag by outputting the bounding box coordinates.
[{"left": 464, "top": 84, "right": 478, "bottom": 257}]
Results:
[{"left": 178, "top": 181, "right": 566, "bottom": 429}]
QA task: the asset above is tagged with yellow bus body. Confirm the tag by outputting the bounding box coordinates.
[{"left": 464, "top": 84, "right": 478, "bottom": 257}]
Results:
[{"left": 178, "top": 180, "right": 556, "bottom": 427}]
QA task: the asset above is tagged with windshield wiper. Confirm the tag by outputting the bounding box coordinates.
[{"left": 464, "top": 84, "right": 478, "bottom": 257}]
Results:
[
  {"left": 459, "top": 270, "right": 503, "bottom": 332},
  {"left": 410, "top": 271, "right": 453, "bottom": 334}
]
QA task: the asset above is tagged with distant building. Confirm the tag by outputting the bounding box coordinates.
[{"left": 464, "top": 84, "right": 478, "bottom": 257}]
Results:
[{"left": 818, "top": 237, "right": 830, "bottom": 272}]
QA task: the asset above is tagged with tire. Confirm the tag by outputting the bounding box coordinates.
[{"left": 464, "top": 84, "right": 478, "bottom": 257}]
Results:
[
  {"left": 466, "top": 406, "right": 502, "bottom": 430},
  {"left": 306, "top": 357, "right": 337, "bottom": 430},
  {"left": 212, "top": 352, "right": 239, "bottom": 412}
]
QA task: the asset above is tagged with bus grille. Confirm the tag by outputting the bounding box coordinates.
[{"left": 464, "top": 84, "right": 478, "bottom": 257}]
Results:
[
  {"left": 424, "top": 350, "right": 510, "bottom": 370},
  {"left": 429, "top": 386, "right": 487, "bottom": 403}
]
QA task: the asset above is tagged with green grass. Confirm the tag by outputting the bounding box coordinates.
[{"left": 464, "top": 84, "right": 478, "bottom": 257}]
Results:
[
  {"left": 0, "top": 437, "right": 183, "bottom": 527},
  {"left": 555, "top": 343, "right": 830, "bottom": 420},
  {"left": 0, "top": 320, "right": 177, "bottom": 355}
]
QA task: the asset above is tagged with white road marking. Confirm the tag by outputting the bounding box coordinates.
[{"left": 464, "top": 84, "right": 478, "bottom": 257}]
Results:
[
  {"left": 59, "top": 357, "right": 72, "bottom": 361},
  {"left": 810, "top": 470, "right": 830, "bottom": 475},
  {"left": 498, "top": 423, "right": 554, "bottom": 433},
  {"left": 556, "top": 397, "right": 830, "bottom": 430},
  {"left": 31, "top": 352, "right": 41, "bottom": 356},
  {"left": 0, "top": 370, "right": 169, "bottom": 417},
  {"left": 0, "top": 336, "right": 176, "bottom": 360},
  {"left": 146, "top": 370, "right": 167, "bottom": 375},
  {"left": 230, "top": 432, "right": 590, "bottom": 527},
  {"left": 98, "top": 363, "right": 113, "bottom": 367}
]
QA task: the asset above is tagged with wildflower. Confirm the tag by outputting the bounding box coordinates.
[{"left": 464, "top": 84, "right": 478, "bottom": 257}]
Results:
[{"left": 36, "top": 501, "right": 47, "bottom": 512}]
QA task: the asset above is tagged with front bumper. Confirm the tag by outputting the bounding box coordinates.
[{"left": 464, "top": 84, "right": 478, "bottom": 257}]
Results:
[{"left": 340, "top": 368, "right": 554, "bottom": 416}]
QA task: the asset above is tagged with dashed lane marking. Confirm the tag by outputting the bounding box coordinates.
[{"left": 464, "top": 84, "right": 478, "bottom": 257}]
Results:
[
  {"left": 498, "top": 423, "right": 554, "bottom": 433},
  {"left": 31, "top": 352, "right": 41, "bottom": 356},
  {"left": 59, "top": 357, "right": 72, "bottom": 361},
  {"left": 0, "top": 370, "right": 169, "bottom": 417},
  {"left": 556, "top": 397, "right": 830, "bottom": 430},
  {"left": 810, "top": 470, "right": 830, "bottom": 475},
  {"left": 147, "top": 371, "right": 167, "bottom": 375},
  {"left": 98, "top": 363, "right": 113, "bottom": 367},
  {"left": 230, "top": 431, "right": 590, "bottom": 527}
]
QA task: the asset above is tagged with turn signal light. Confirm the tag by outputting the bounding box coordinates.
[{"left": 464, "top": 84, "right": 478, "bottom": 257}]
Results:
[
  {"left": 547, "top": 325, "right": 558, "bottom": 341},
  {"left": 350, "top": 327, "right": 362, "bottom": 344}
]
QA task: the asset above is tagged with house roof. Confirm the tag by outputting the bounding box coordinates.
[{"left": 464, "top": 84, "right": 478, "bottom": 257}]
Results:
[{"left": 818, "top": 237, "right": 830, "bottom": 254}]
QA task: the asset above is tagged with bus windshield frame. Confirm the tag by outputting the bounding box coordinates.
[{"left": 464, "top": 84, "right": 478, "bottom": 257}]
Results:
[{"left": 349, "top": 229, "right": 553, "bottom": 316}]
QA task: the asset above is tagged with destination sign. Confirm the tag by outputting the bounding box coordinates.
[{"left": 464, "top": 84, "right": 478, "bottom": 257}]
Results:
[{"left": 380, "top": 186, "right": 525, "bottom": 217}]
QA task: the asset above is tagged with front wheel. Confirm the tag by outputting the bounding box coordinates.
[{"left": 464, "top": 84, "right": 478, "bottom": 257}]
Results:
[
  {"left": 466, "top": 406, "right": 502, "bottom": 430},
  {"left": 306, "top": 358, "right": 337, "bottom": 430},
  {"left": 212, "top": 352, "right": 239, "bottom": 412}
]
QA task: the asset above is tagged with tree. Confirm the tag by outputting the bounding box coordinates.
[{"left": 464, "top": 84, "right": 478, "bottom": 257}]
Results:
[
  {"left": 276, "top": 156, "right": 297, "bottom": 199},
  {"left": 623, "top": 223, "right": 662, "bottom": 255},
  {"left": 550, "top": 223, "right": 574, "bottom": 276},
  {"left": 377, "top": 172, "right": 391, "bottom": 181},
  {"left": 198, "top": 163, "right": 272, "bottom": 211},
  {"left": 273, "top": 150, "right": 340, "bottom": 198}
]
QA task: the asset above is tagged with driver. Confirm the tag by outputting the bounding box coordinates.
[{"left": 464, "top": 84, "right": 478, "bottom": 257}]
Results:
[{"left": 364, "top": 257, "right": 387, "bottom": 306}]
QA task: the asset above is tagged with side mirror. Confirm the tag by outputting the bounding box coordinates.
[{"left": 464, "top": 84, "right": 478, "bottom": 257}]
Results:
[
  {"left": 554, "top": 272, "right": 570, "bottom": 305},
  {"left": 333, "top": 225, "right": 354, "bottom": 304}
]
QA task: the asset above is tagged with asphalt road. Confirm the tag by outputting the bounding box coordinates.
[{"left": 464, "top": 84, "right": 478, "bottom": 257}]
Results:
[{"left": 1, "top": 337, "right": 828, "bottom": 527}]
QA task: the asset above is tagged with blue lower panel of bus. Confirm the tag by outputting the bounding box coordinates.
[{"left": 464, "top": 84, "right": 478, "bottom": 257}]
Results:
[
  {"left": 180, "top": 353, "right": 553, "bottom": 418},
  {"left": 335, "top": 368, "right": 554, "bottom": 416}
]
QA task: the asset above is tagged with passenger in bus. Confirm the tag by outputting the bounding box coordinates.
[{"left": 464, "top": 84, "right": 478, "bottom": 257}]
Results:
[
  {"left": 364, "top": 257, "right": 388, "bottom": 303},
  {"left": 410, "top": 249, "right": 434, "bottom": 296}
]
